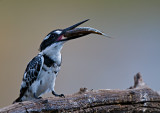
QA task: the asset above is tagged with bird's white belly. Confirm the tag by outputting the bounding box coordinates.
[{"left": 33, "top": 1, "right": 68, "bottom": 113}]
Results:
[
  {"left": 21, "top": 55, "right": 61, "bottom": 101},
  {"left": 31, "top": 65, "right": 59, "bottom": 97},
  {"left": 36, "top": 70, "right": 55, "bottom": 96}
]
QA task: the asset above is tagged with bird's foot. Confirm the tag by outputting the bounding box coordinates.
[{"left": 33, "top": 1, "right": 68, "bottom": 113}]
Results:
[
  {"left": 52, "top": 91, "right": 65, "bottom": 98},
  {"left": 34, "top": 93, "right": 42, "bottom": 99}
]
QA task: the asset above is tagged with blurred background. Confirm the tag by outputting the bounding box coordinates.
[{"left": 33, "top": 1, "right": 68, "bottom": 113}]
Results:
[{"left": 0, "top": 0, "right": 160, "bottom": 108}]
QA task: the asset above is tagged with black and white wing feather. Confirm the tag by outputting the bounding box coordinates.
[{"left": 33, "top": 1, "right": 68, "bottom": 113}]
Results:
[{"left": 14, "top": 54, "right": 44, "bottom": 103}]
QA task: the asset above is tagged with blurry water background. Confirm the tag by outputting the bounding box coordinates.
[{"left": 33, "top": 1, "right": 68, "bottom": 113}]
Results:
[{"left": 0, "top": 0, "right": 160, "bottom": 108}]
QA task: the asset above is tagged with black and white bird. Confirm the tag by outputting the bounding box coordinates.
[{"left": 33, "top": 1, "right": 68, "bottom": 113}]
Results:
[{"left": 13, "top": 19, "right": 110, "bottom": 103}]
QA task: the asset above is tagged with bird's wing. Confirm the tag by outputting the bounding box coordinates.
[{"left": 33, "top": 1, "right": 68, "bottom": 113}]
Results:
[{"left": 19, "top": 54, "right": 44, "bottom": 98}]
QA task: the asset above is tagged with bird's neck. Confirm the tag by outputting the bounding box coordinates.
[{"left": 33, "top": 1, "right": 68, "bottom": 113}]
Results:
[{"left": 40, "top": 43, "right": 63, "bottom": 61}]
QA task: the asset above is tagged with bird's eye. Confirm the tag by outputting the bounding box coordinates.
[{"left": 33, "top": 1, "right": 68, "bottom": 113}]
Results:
[
  {"left": 52, "top": 33, "right": 58, "bottom": 38},
  {"left": 51, "top": 34, "right": 55, "bottom": 37}
]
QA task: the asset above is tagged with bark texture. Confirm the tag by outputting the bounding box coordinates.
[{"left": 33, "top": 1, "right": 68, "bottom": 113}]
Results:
[{"left": 0, "top": 73, "right": 160, "bottom": 113}]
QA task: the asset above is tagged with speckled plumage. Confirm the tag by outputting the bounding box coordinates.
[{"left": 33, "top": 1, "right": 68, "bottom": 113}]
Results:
[{"left": 13, "top": 32, "right": 64, "bottom": 103}]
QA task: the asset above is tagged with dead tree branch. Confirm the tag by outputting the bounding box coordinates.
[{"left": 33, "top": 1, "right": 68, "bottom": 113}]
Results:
[{"left": 0, "top": 73, "right": 160, "bottom": 113}]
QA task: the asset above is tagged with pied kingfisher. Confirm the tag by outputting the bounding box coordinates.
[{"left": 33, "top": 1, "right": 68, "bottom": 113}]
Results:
[{"left": 13, "top": 19, "right": 109, "bottom": 103}]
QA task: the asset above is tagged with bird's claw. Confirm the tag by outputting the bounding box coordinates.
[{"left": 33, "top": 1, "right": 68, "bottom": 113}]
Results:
[
  {"left": 59, "top": 94, "right": 65, "bottom": 98},
  {"left": 34, "top": 93, "right": 42, "bottom": 99},
  {"left": 52, "top": 91, "right": 65, "bottom": 98}
]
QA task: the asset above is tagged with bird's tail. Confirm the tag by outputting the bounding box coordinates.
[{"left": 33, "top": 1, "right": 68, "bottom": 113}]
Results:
[{"left": 13, "top": 97, "right": 22, "bottom": 104}]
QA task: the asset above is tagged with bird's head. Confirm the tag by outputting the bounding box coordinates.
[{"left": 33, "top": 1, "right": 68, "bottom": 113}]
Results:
[{"left": 39, "top": 19, "right": 110, "bottom": 51}]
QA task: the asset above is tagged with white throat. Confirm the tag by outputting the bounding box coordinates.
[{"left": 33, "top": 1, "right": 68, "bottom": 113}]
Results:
[{"left": 41, "top": 42, "right": 64, "bottom": 60}]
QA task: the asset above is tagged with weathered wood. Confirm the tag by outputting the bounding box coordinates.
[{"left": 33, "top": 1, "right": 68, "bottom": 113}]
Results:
[{"left": 0, "top": 73, "right": 160, "bottom": 113}]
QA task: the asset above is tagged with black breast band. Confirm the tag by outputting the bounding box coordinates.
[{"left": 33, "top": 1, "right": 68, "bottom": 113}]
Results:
[{"left": 43, "top": 54, "right": 55, "bottom": 67}]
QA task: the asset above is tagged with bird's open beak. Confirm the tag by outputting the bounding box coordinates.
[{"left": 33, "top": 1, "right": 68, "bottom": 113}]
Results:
[
  {"left": 63, "top": 19, "right": 90, "bottom": 33},
  {"left": 60, "top": 19, "right": 111, "bottom": 42}
]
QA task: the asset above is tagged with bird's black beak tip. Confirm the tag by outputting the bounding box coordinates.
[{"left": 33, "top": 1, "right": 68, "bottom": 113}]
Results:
[{"left": 63, "top": 19, "right": 90, "bottom": 32}]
